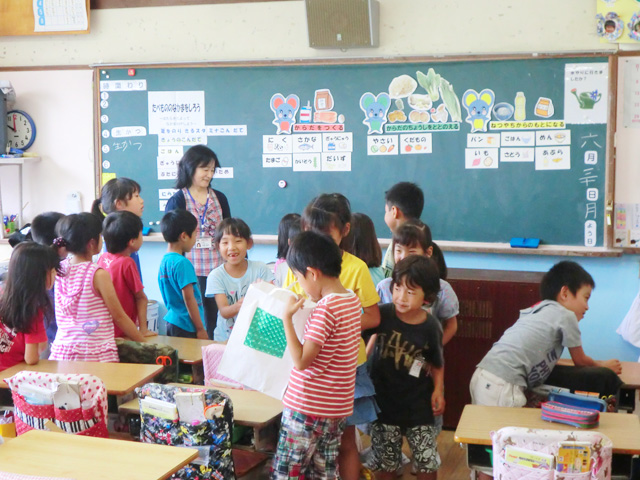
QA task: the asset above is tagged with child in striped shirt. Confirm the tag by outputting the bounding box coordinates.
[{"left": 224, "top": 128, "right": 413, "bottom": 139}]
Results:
[
  {"left": 272, "top": 231, "right": 362, "bottom": 480},
  {"left": 50, "top": 213, "right": 144, "bottom": 362}
]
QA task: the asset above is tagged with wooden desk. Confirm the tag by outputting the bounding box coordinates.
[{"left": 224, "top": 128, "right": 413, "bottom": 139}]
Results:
[
  {"left": 0, "top": 360, "right": 163, "bottom": 396},
  {"left": 119, "top": 384, "right": 283, "bottom": 451},
  {"left": 455, "top": 404, "right": 640, "bottom": 478},
  {"left": 455, "top": 404, "right": 640, "bottom": 454},
  {"left": 0, "top": 430, "right": 197, "bottom": 480},
  {"left": 143, "top": 335, "right": 217, "bottom": 384},
  {"left": 144, "top": 335, "right": 216, "bottom": 364}
]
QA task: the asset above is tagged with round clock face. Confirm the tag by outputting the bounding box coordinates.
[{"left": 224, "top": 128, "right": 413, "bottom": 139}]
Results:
[{"left": 6, "top": 110, "right": 36, "bottom": 151}]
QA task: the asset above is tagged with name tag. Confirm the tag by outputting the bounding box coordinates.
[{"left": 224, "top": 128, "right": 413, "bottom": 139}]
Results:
[
  {"left": 409, "top": 356, "right": 424, "bottom": 378},
  {"left": 194, "top": 237, "right": 212, "bottom": 249}
]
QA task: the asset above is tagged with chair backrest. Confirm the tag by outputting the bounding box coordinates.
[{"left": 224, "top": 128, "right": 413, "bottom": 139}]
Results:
[
  {"left": 202, "top": 343, "right": 249, "bottom": 390},
  {"left": 116, "top": 338, "right": 179, "bottom": 383},
  {"left": 4, "top": 371, "right": 108, "bottom": 438},
  {"left": 136, "top": 383, "right": 236, "bottom": 480}
]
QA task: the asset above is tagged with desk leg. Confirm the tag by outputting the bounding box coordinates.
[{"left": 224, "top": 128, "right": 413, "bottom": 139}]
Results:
[
  {"left": 191, "top": 364, "right": 204, "bottom": 385},
  {"left": 253, "top": 414, "right": 281, "bottom": 453}
]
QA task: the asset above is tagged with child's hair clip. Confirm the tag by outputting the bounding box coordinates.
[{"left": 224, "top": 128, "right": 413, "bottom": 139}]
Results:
[
  {"left": 596, "top": 12, "right": 624, "bottom": 41},
  {"left": 628, "top": 12, "right": 640, "bottom": 41}
]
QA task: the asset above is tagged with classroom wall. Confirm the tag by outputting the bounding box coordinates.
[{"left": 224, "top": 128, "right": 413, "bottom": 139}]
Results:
[{"left": 2, "top": 0, "right": 640, "bottom": 361}]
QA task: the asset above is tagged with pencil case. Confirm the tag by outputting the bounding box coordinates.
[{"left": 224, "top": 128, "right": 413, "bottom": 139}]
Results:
[
  {"left": 548, "top": 391, "right": 607, "bottom": 412},
  {"left": 541, "top": 401, "right": 599, "bottom": 429}
]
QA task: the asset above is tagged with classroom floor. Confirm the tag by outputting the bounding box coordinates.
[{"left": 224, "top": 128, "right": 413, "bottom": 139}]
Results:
[{"left": 243, "top": 429, "right": 471, "bottom": 480}]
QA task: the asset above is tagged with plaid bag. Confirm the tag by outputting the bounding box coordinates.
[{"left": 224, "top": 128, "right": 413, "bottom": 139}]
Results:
[{"left": 116, "top": 338, "right": 179, "bottom": 384}]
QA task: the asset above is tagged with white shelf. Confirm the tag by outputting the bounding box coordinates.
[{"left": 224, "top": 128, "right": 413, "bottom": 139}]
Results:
[{"left": 0, "top": 156, "right": 41, "bottom": 239}]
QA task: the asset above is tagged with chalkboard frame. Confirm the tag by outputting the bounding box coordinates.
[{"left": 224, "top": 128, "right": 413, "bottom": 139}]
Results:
[{"left": 92, "top": 53, "right": 619, "bottom": 256}]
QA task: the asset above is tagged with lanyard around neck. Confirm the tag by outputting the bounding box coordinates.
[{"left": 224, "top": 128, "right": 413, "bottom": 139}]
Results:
[{"left": 187, "top": 189, "right": 210, "bottom": 227}]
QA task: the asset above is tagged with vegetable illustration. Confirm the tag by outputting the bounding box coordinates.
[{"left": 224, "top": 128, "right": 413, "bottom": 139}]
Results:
[{"left": 417, "top": 68, "right": 441, "bottom": 102}]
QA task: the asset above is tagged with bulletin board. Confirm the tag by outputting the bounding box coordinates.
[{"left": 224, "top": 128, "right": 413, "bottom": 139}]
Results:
[
  {"left": 95, "top": 54, "right": 613, "bottom": 249},
  {"left": 0, "top": 0, "right": 90, "bottom": 36}
]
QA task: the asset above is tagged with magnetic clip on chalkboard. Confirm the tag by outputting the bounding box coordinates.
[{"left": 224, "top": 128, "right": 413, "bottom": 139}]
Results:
[
  {"left": 510, "top": 237, "right": 540, "bottom": 248},
  {"left": 142, "top": 227, "right": 151, "bottom": 236}
]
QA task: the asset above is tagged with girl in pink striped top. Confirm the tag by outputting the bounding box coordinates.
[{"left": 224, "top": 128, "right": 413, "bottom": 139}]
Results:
[{"left": 50, "top": 213, "right": 144, "bottom": 362}]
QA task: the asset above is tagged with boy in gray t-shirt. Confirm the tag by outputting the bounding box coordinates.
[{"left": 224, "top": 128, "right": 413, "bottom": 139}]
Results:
[{"left": 470, "top": 261, "right": 622, "bottom": 408}]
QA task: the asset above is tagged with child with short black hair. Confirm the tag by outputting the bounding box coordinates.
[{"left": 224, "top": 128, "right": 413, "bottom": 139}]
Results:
[
  {"left": 471, "top": 260, "right": 622, "bottom": 408},
  {"left": 274, "top": 213, "right": 301, "bottom": 287},
  {"left": 158, "top": 209, "right": 208, "bottom": 339},
  {"left": 51, "top": 213, "right": 145, "bottom": 362},
  {"left": 30, "top": 211, "right": 65, "bottom": 352},
  {"left": 98, "top": 211, "right": 156, "bottom": 338},
  {"left": 369, "top": 255, "right": 444, "bottom": 480},
  {"left": 382, "top": 182, "right": 424, "bottom": 277},
  {"left": 377, "top": 220, "right": 458, "bottom": 345},
  {"left": 205, "top": 217, "right": 274, "bottom": 341},
  {"left": 283, "top": 193, "right": 380, "bottom": 480},
  {"left": 271, "top": 230, "right": 362, "bottom": 480},
  {"left": 92, "top": 177, "right": 145, "bottom": 277}
]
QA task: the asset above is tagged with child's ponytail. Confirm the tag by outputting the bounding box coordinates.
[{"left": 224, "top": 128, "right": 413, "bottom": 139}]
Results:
[
  {"left": 91, "top": 198, "right": 105, "bottom": 219},
  {"left": 54, "top": 213, "right": 102, "bottom": 255}
]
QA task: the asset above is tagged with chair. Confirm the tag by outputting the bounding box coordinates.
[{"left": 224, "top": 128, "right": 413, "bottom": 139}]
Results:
[
  {"left": 202, "top": 343, "right": 250, "bottom": 390},
  {"left": 4, "top": 371, "right": 108, "bottom": 438},
  {"left": 136, "top": 383, "right": 236, "bottom": 480}
]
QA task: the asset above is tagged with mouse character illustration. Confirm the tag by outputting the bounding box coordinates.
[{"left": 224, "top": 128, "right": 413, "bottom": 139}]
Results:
[
  {"left": 462, "top": 89, "right": 495, "bottom": 132},
  {"left": 360, "top": 92, "right": 391, "bottom": 134},
  {"left": 270, "top": 93, "right": 300, "bottom": 134}
]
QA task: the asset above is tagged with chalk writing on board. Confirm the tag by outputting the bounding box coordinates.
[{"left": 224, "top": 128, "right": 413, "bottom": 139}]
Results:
[{"left": 113, "top": 140, "right": 142, "bottom": 152}]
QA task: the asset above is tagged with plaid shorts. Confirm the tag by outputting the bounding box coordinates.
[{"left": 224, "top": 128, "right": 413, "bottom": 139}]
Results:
[
  {"left": 271, "top": 408, "right": 346, "bottom": 480},
  {"left": 370, "top": 422, "right": 441, "bottom": 474}
]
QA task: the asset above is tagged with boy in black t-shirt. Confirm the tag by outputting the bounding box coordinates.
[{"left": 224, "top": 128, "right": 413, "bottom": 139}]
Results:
[{"left": 369, "top": 255, "right": 444, "bottom": 480}]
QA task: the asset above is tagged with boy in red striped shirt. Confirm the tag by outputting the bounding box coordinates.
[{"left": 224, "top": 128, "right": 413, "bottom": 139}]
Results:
[{"left": 272, "top": 231, "right": 362, "bottom": 480}]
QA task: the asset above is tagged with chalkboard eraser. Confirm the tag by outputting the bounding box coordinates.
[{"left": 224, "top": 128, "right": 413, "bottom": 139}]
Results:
[
  {"left": 142, "top": 227, "right": 152, "bottom": 236},
  {"left": 510, "top": 237, "right": 540, "bottom": 248}
]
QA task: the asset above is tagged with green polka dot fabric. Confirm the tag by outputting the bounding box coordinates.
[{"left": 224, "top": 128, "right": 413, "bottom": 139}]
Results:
[{"left": 243, "top": 307, "right": 287, "bottom": 358}]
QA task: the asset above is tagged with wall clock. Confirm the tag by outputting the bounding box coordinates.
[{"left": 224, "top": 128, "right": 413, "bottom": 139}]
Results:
[{"left": 6, "top": 110, "right": 36, "bottom": 151}]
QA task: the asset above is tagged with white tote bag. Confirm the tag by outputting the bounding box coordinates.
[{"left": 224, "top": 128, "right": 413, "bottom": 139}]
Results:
[{"left": 218, "top": 281, "right": 315, "bottom": 399}]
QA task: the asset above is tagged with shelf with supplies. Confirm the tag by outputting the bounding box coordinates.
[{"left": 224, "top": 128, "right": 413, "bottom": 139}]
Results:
[{"left": 0, "top": 156, "right": 40, "bottom": 239}]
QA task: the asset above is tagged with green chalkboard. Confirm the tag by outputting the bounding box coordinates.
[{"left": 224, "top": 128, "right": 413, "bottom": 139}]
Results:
[{"left": 96, "top": 55, "right": 611, "bottom": 247}]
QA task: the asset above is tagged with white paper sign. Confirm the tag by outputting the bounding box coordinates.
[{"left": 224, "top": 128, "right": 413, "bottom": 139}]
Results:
[
  {"left": 367, "top": 135, "right": 398, "bottom": 156},
  {"left": 322, "top": 133, "right": 353, "bottom": 152},
  {"left": 148, "top": 91, "right": 205, "bottom": 134},
  {"left": 465, "top": 148, "right": 499, "bottom": 169},
  {"left": 263, "top": 154, "right": 292, "bottom": 168},
  {"left": 159, "top": 200, "right": 168, "bottom": 211},
  {"left": 263, "top": 135, "right": 293, "bottom": 154},
  {"left": 158, "top": 133, "right": 207, "bottom": 146},
  {"left": 584, "top": 220, "right": 597, "bottom": 247},
  {"left": 33, "top": 0, "right": 88, "bottom": 32},
  {"left": 500, "top": 131, "right": 535, "bottom": 147},
  {"left": 159, "top": 146, "right": 184, "bottom": 156},
  {"left": 535, "top": 146, "right": 571, "bottom": 170},
  {"left": 500, "top": 148, "right": 534, "bottom": 163},
  {"left": 467, "top": 133, "right": 500, "bottom": 148},
  {"left": 100, "top": 80, "right": 147, "bottom": 92},
  {"left": 400, "top": 134, "right": 433, "bottom": 154},
  {"left": 564, "top": 63, "right": 608, "bottom": 124},
  {"left": 623, "top": 58, "right": 640, "bottom": 128},
  {"left": 215, "top": 167, "right": 234, "bottom": 178},
  {"left": 293, "top": 154, "right": 322, "bottom": 171},
  {"left": 292, "top": 134, "right": 322, "bottom": 153},
  {"left": 158, "top": 188, "right": 178, "bottom": 200},
  {"left": 111, "top": 126, "right": 147, "bottom": 138},
  {"left": 158, "top": 166, "right": 178, "bottom": 180},
  {"left": 536, "top": 130, "right": 571, "bottom": 146},
  {"left": 205, "top": 125, "right": 247, "bottom": 136},
  {"left": 322, "top": 153, "right": 351, "bottom": 171}
]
